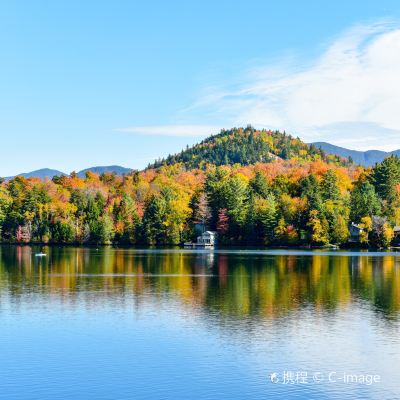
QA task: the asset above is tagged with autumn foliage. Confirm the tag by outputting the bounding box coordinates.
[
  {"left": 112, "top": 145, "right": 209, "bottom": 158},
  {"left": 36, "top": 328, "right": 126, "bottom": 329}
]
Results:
[{"left": 0, "top": 128, "right": 399, "bottom": 247}]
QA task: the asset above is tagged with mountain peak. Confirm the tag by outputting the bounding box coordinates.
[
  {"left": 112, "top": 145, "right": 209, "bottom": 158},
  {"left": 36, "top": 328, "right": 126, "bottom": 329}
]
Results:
[
  {"left": 148, "top": 127, "right": 345, "bottom": 169},
  {"left": 4, "top": 168, "right": 65, "bottom": 181}
]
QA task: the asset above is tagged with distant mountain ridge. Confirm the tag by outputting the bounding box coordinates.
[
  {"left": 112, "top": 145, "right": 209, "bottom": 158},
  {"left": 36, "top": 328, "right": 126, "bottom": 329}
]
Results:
[
  {"left": 312, "top": 142, "right": 400, "bottom": 166},
  {"left": 4, "top": 165, "right": 132, "bottom": 180},
  {"left": 4, "top": 168, "right": 66, "bottom": 180}
]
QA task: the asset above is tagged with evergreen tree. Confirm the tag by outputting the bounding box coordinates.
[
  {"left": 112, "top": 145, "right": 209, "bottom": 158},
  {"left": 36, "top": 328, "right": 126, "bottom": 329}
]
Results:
[
  {"left": 256, "top": 194, "right": 277, "bottom": 244},
  {"left": 299, "top": 174, "right": 324, "bottom": 214},
  {"left": 90, "top": 215, "right": 114, "bottom": 244},
  {"left": 244, "top": 194, "right": 257, "bottom": 243},
  {"left": 141, "top": 195, "right": 167, "bottom": 245},
  {"left": 51, "top": 220, "right": 75, "bottom": 243},
  {"left": 321, "top": 170, "right": 340, "bottom": 201},
  {"left": 371, "top": 156, "right": 400, "bottom": 203},
  {"left": 204, "top": 167, "right": 230, "bottom": 227},
  {"left": 371, "top": 156, "right": 400, "bottom": 220},
  {"left": 249, "top": 171, "right": 270, "bottom": 198},
  {"left": 350, "top": 180, "right": 381, "bottom": 222}
]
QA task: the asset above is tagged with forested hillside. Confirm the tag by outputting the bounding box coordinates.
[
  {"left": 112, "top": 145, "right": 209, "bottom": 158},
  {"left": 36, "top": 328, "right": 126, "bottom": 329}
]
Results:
[
  {"left": 0, "top": 127, "right": 399, "bottom": 247},
  {"left": 150, "top": 127, "right": 346, "bottom": 169}
]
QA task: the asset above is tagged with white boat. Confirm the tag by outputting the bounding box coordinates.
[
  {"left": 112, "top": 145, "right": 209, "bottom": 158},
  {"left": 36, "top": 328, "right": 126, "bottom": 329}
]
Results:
[{"left": 35, "top": 253, "right": 47, "bottom": 257}]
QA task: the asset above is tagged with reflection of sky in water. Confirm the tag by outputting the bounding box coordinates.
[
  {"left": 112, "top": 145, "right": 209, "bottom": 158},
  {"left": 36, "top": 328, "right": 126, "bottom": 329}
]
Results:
[{"left": 0, "top": 246, "right": 399, "bottom": 400}]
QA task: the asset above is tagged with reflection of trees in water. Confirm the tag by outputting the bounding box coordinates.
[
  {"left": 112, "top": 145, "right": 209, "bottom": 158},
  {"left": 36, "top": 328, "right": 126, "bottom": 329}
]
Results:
[
  {"left": 0, "top": 246, "right": 399, "bottom": 320},
  {"left": 351, "top": 255, "right": 400, "bottom": 319}
]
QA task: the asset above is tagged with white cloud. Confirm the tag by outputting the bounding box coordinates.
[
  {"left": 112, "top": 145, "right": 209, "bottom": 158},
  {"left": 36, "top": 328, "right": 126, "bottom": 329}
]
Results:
[
  {"left": 180, "top": 21, "right": 400, "bottom": 150},
  {"left": 115, "top": 124, "right": 221, "bottom": 137}
]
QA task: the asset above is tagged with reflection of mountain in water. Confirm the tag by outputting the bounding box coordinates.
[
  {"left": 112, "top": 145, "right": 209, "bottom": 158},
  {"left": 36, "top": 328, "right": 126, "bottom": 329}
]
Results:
[{"left": 0, "top": 246, "right": 399, "bottom": 321}]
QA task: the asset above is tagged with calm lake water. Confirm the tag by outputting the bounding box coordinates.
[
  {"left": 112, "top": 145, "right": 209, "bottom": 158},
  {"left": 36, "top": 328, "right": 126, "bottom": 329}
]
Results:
[{"left": 0, "top": 246, "right": 399, "bottom": 400}]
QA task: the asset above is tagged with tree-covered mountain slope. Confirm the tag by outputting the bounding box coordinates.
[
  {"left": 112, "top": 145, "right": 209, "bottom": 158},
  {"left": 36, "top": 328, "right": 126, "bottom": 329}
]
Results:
[{"left": 149, "top": 127, "right": 346, "bottom": 169}]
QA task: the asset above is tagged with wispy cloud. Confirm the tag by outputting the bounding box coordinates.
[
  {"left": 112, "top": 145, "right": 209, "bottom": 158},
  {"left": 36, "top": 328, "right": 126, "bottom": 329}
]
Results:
[
  {"left": 115, "top": 124, "right": 221, "bottom": 137},
  {"left": 117, "top": 21, "right": 400, "bottom": 150},
  {"left": 180, "top": 21, "right": 400, "bottom": 150}
]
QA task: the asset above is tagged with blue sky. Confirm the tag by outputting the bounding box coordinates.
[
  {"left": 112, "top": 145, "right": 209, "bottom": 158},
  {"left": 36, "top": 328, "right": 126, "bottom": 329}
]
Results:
[{"left": 1, "top": 0, "right": 400, "bottom": 176}]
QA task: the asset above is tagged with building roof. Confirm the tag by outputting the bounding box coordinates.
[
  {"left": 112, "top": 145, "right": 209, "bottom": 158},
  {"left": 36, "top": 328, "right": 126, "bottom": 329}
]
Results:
[{"left": 350, "top": 222, "right": 363, "bottom": 230}]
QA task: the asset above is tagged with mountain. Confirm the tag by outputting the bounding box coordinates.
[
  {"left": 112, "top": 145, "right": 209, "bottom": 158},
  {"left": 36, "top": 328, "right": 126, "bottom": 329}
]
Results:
[
  {"left": 149, "top": 127, "right": 343, "bottom": 169},
  {"left": 312, "top": 142, "right": 400, "bottom": 167},
  {"left": 76, "top": 165, "right": 132, "bottom": 178},
  {"left": 4, "top": 165, "right": 132, "bottom": 180},
  {"left": 4, "top": 168, "right": 66, "bottom": 180}
]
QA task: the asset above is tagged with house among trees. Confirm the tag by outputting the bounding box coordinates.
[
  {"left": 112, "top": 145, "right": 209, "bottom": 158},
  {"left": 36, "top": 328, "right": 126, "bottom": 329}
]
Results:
[
  {"left": 185, "top": 231, "right": 217, "bottom": 248},
  {"left": 197, "top": 231, "right": 217, "bottom": 246},
  {"left": 393, "top": 226, "right": 400, "bottom": 245},
  {"left": 393, "top": 226, "right": 400, "bottom": 237},
  {"left": 349, "top": 223, "right": 363, "bottom": 243}
]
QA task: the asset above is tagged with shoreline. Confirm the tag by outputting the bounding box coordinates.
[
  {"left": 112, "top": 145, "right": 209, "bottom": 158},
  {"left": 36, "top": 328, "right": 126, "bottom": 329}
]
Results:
[{"left": 0, "top": 242, "right": 392, "bottom": 252}]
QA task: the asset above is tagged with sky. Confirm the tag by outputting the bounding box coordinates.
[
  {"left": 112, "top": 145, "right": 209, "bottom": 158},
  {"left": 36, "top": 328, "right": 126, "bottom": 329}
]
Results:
[{"left": 1, "top": 0, "right": 400, "bottom": 176}]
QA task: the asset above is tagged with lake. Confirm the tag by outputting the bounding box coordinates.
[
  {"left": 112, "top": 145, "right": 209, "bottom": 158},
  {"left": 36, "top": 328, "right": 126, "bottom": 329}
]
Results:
[{"left": 0, "top": 246, "right": 399, "bottom": 400}]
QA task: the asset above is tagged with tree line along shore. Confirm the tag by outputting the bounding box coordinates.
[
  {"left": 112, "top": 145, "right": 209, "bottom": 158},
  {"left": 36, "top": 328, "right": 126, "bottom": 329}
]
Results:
[{"left": 0, "top": 128, "right": 399, "bottom": 248}]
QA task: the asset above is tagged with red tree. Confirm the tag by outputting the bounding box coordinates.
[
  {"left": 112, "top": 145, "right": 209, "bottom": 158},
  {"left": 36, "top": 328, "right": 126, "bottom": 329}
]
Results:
[{"left": 216, "top": 208, "right": 229, "bottom": 234}]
